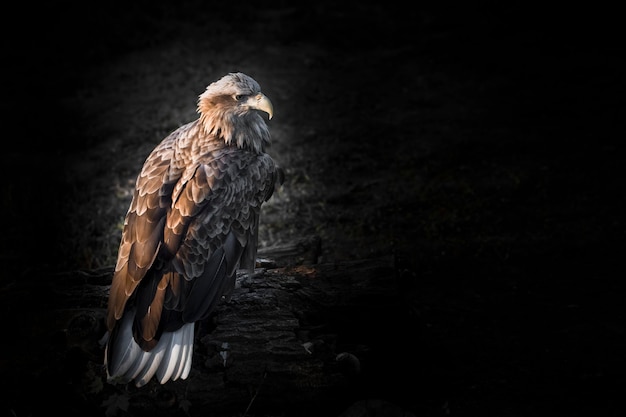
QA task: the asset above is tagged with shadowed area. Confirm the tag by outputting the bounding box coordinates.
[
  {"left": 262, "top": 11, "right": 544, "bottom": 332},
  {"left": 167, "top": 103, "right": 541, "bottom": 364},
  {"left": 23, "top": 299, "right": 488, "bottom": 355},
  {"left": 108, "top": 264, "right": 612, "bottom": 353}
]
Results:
[{"left": 1, "top": 2, "right": 625, "bottom": 416}]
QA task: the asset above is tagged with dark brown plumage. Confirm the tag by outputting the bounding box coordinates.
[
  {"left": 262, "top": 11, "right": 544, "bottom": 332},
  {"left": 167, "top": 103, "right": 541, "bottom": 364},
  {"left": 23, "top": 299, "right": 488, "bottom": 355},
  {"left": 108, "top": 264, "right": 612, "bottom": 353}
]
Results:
[{"left": 104, "top": 72, "right": 282, "bottom": 387}]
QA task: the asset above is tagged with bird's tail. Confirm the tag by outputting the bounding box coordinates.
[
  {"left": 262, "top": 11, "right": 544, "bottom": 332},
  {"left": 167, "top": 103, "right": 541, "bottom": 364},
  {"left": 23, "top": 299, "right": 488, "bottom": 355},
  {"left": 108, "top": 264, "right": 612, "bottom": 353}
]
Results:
[{"left": 104, "top": 309, "right": 194, "bottom": 387}]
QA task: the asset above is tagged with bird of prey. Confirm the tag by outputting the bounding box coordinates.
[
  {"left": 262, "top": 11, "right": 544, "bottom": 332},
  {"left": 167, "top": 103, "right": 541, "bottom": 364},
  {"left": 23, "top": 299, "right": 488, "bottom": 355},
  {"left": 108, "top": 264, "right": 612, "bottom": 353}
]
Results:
[{"left": 104, "top": 72, "right": 283, "bottom": 387}]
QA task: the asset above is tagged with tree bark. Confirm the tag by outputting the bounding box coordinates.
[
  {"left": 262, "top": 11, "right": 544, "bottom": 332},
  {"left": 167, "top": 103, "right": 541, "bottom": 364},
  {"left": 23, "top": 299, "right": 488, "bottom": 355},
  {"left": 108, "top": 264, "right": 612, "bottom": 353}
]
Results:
[{"left": 7, "top": 247, "right": 411, "bottom": 417}]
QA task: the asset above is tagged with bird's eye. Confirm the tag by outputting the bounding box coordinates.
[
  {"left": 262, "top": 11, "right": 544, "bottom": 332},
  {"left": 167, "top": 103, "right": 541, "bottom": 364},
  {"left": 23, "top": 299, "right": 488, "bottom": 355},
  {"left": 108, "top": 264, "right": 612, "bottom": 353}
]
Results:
[{"left": 234, "top": 94, "right": 245, "bottom": 101}]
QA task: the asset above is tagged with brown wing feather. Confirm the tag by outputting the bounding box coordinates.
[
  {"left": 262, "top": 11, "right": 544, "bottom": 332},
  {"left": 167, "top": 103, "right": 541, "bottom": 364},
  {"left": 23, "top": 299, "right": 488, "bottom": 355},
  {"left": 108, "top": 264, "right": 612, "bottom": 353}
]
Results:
[
  {"left": 139, "top": 273, "right": 168, "bottom": 345},
  {"left": 107, "top": 123, "right": 278, "bottom": 349},
  {"left": 106, "top": 130, "right": 183, "bottom": 330},
  {"left": 173, "top": 150, "right": 266, "bottom": 278}
]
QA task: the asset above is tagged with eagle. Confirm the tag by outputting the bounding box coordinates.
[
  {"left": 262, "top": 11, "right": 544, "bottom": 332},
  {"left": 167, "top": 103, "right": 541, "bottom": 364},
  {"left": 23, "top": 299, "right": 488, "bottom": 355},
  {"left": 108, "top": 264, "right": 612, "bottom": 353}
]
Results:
[{"left": 104, "top": 72, "right": 283, "bottom": 387}]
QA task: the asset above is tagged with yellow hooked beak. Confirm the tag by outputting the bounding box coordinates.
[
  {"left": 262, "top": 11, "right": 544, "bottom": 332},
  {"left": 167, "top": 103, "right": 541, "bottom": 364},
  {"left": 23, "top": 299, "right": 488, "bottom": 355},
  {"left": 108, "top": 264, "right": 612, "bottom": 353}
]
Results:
[{"left": 249, "top": 93, "right": 274, "bottom": 120}]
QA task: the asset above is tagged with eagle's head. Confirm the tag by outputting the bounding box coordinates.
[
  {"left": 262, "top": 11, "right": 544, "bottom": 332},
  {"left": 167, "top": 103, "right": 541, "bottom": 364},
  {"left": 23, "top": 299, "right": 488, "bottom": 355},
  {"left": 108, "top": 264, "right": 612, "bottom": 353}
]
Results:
[{"left": 197, "top": 72, "right": 273, "bottom": 153}]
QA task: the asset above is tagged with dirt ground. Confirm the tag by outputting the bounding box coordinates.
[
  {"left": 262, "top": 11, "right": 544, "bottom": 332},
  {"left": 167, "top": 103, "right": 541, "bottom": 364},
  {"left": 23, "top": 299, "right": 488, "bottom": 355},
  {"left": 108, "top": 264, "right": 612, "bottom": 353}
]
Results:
[{"left": 2, "top": 2, "right": 625, "bottom": 416}]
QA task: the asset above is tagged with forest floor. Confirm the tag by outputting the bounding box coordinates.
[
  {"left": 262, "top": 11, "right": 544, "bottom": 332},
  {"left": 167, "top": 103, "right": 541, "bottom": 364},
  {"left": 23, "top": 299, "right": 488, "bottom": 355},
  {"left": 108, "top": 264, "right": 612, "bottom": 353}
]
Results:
[{"left": 1, "top": 2, "right": 625, "bottom": 416}]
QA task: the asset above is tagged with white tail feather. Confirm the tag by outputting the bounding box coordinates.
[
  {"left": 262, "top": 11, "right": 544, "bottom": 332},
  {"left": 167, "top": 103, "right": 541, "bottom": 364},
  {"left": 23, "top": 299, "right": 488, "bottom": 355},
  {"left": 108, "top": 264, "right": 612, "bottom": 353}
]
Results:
[
  {"left": 105, "top": 312, "right": 195, "bottom": 387},
  {"left": 134, "top": 341, "right": 166, "bottom": 386},
  {"left": 171, "top": 336, "right": 187, "bottom": 380},
  {"left": 178, "top": 324, "right": 194, "bottom": 380},
  {"left": 156, "top": 328, "right": 182, "bottom": 383},
  {"left": 127, "top": 349, "right": 151, "bottom": 381}
]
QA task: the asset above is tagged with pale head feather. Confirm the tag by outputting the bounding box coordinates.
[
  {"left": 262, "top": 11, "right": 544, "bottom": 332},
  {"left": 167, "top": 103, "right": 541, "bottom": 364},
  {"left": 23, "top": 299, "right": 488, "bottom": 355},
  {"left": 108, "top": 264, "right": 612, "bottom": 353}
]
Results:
[{"left": 197, "top": 72, "right": 271, "bottom": 153}]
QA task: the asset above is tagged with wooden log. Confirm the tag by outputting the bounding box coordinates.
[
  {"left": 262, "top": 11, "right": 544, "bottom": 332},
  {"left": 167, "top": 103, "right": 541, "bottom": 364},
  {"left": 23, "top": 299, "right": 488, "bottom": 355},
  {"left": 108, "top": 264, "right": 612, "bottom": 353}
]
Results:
[{"left": 5, "top": 253, "right": 412, "bottom": 417}]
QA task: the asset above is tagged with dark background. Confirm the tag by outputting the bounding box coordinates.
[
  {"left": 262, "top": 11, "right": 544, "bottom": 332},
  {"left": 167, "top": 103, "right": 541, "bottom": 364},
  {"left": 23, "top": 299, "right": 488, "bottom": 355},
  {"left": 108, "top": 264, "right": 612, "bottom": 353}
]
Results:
[{"left": 2, "top": 1, "right": 625, "bottom": 416}]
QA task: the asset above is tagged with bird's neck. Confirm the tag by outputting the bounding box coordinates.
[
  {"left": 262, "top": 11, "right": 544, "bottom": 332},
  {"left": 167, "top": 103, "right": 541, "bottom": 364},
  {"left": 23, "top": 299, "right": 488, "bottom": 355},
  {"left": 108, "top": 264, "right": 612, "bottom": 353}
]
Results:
[{"left": 199, "top": 111, "right": 270, "bottom": 154}]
